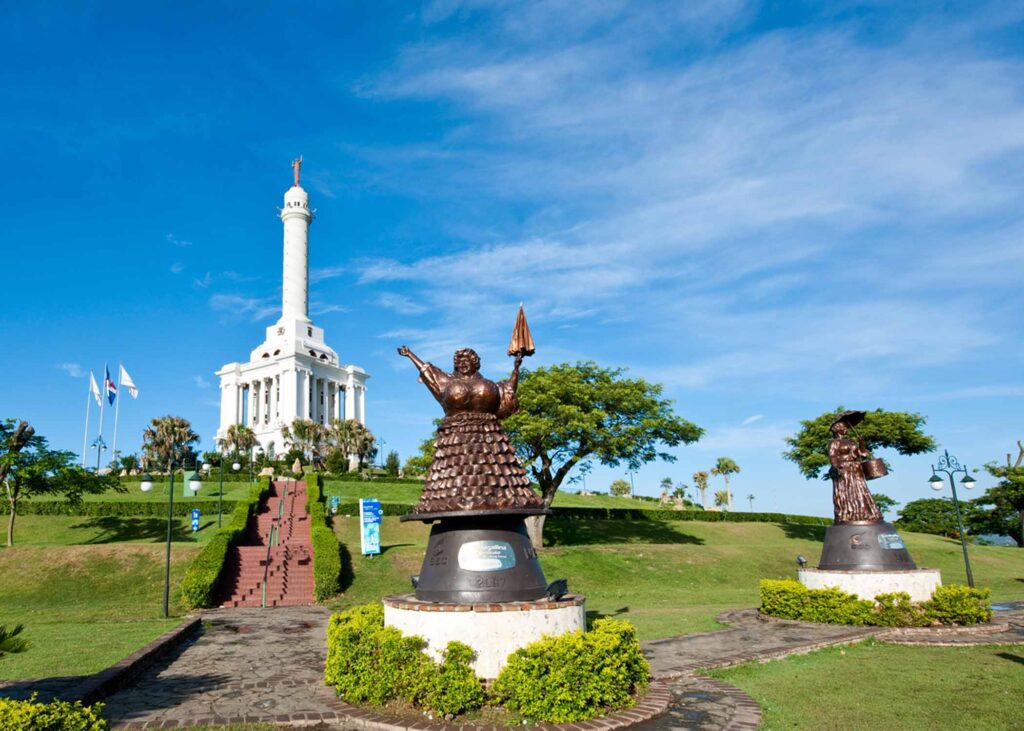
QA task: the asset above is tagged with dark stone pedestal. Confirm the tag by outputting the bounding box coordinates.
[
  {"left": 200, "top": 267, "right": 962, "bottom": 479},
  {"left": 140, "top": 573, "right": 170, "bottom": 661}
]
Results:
[
  {"left": 411, "top": 515, "right": 548, "bottom": 603},
  {"left": 818, "top": 521, "right": 917, "bottom": 571}
]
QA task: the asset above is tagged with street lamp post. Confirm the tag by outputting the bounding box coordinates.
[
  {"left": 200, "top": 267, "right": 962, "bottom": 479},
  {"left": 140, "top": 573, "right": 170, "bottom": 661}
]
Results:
[
  {"left": 929, "top": 449, "right": 977, "bottom": 587},
  {"left": 747, "top": 493, "right": 755, "bottom": 511},
  {"left": 91, "top": 436, "right": 107, "bottom": 471}
]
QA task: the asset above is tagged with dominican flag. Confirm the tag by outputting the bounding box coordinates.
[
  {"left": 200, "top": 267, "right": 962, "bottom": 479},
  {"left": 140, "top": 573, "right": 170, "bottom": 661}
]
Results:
[{"left": 104, "top": 366, "right": 117, "bottom": 405}]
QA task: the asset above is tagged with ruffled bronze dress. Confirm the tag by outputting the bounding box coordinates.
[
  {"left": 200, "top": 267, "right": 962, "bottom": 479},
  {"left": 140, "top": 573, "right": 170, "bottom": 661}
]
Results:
[
  {"left": 411, "top": 363, "right": 544, "bottom": 516},
  {"left": 829, "top": 436, "right": 883, "bottom": 524}
]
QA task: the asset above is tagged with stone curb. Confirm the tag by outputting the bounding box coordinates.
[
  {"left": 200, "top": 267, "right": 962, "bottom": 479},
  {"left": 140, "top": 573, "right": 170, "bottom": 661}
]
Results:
[
  {"left": 311, "top": 680, "right": 672, "bottom": 731},
  {"left": 70, "top": 617, "right": 202, "bottom": 706},
  {"left": 693, "top": 676, "right": 762, "bottom": 731}
]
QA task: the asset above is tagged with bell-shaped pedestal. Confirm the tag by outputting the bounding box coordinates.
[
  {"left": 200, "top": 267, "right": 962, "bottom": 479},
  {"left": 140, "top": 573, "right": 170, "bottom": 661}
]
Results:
[
  {"left": 413, "top": 515, "right": 548, "bottom": 604},
  {"left": 817, "top": 521, "right": 917, "bottom": 571}
]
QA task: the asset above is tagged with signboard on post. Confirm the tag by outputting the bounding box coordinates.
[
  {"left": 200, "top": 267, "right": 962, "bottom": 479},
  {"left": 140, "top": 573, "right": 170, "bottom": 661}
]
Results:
[
  {"left": 329, "top": 495, "right": 340, "bottom": 515},
  {"left": 191, "top": 508, "right": 200, "bottom": 533},
  {"left": 359, "top": 498, "right": 382, "bottom": 556}
]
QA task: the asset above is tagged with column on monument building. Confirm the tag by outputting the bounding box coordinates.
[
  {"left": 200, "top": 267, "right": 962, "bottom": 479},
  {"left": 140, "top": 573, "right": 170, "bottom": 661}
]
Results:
[
  {"left": 235, "top": 385, "right": 244, "bottom": 425},
  {"left": 219, "top": 381, "right": 235, "bottom": 432},
  {"left": 344, "top": 377, "right": 356, "bottom": 421},
  {"left": 357, "top": 385, "right": 367, "bottom": 425},
  {"left": 302, "top": 370, "right": 312, "bottom": 420},
  {"left": 249, "top": 382, "right": 258, "bottom": 426}
]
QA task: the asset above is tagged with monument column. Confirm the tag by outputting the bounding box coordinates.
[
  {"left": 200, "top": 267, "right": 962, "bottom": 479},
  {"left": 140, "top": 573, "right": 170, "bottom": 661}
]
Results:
[{"left": 280, "top": 157, "right": 312, "bottom": 325}]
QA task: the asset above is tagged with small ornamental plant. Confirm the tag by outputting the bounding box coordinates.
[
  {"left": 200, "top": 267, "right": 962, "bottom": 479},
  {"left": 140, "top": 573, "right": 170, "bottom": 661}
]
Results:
[
  {"left": 759, "top": 579, "right": 992, "bottom": 627},
  {"left": 0, "top": 694, "right": 107, "bottom": 730},
  {"left": 323, "top": 605, "right": 649, "bottom": 723}
]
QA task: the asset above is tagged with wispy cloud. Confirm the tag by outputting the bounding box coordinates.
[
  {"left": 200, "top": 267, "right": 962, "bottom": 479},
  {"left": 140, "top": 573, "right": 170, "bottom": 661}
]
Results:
[
  {"left": 376, "top": 292, "right": 428, "bottom": 315},
  {"left": 210, "top": 293, "right": 277, "bottom": 322},
  {"left": 311, "top": 302, "right": 348, "bottom": 315},
  {"left": 193, "top": 272, "right": 213, "bottom": 289},
  {"left": 742, "top": 414, "right": 764, "bottom": 426},
  {"left": 170, "top": 262, "right": 184, "bottom": 274},
  {"left": 193, "top": 375, "right": 211, "bottom": 388},
  {"left": 58, "top": 362, "right": 84, "bottom": 378},
  {"left": 923, "top": 385, "right": 1024, "bottom": 401},
  {"left": 165, "top": 233, "right": 192, "bottom": 248},
  {"left": 311, "top": 266, "right": 346, "bottom": 283}
]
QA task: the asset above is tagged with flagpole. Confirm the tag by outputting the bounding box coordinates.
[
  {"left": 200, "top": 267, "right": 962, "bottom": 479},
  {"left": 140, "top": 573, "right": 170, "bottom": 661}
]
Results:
[
  {"left": 96, "top": 362, "right": 107, "bottom": 471},
  {"left": 111, "top": 363, "right": 122, "bottom": 466},
  {"left": 82, "top": 377, "right": 92, "bottom": 468}
]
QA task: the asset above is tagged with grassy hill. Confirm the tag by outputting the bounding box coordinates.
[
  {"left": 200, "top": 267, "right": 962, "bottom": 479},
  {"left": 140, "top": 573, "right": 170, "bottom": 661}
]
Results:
[{"left": 326, "top": 516, "right": 1024, "bottom": 640}]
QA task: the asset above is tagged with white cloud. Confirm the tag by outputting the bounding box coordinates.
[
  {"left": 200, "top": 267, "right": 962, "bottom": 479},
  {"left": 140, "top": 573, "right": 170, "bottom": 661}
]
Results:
[
  {"left": 695, "top": 423, "right": 793, "bottom": 452},
  {"left": 210, "top": 293, "right": 277, "bottom": 322},
  {"left": 311, "top": 302, "right": 348, "bottom": 315},
  {"left": 311, "top": 266, "right": 346, "bottom": 283},
  {"left": 58, "top": 362, "right": 84, "bottom": 378},
  {"left": 376, "top": 292, "right": 428, "bottom": 315},
  {"left": 742, "top": 414, "right": 764, "bottom": 425},
  {"left": 166, "top": 233, "right": 192, "bottom": 248},
  {"left": 193, "top": 272, "right": 213, "bottom": 289},
  {"left": 170, "top": 262, "right": 184, "bottom": 274},
  {"left": 193, "top": 375, "right": 211, "bottom": 388}
]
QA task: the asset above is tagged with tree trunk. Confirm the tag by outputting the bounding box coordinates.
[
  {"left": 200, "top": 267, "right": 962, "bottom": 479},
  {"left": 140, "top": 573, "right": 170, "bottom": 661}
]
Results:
[
  {"left": 725, "top": 475, "right": 732, "bottom": 510},
  {"left": 6, "top": 497, "right": 16, "bottom": 547},
  {"left": 525, "top": 514, "right": 546, "bottom": 550}
]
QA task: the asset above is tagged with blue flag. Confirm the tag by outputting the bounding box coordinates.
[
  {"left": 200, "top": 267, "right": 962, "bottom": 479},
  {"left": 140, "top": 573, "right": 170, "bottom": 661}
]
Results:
[{"left": 104, "top": 366, "right": 117, "bottom": 405}]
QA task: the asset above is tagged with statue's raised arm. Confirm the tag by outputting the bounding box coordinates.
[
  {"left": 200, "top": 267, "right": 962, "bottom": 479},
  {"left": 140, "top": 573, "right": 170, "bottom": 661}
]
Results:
[{"left": 397, "top": 345, "right": 448, "bottom": 403}]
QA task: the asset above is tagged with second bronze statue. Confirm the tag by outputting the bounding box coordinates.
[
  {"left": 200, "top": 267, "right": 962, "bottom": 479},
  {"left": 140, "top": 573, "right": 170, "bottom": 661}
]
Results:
[{"left": 397, "top": 345, "right": 545, "bottom": 518}]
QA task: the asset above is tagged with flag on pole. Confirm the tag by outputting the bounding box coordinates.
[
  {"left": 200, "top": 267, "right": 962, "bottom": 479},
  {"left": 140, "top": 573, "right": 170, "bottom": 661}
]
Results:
[
  {"left": 119, "top": 364, "right": 139, "bottom": 399},
  {"left": 104, "top": 366, "right": 117, "bottom": 405},
  {"left": 89, "top": 372, "right": 102, "bottom": 407}
]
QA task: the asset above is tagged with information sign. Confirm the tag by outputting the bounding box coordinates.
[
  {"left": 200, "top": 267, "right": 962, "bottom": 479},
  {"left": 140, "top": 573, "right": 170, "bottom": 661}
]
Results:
[
  {"left": 359, "top": 498, "right": 382, "bottom": 556},
  {"left": 191, "top": 508, "right": 200, "bottom": 533},
  {"left": 329, "top": 495, "right": 340, "bottom": 514}
]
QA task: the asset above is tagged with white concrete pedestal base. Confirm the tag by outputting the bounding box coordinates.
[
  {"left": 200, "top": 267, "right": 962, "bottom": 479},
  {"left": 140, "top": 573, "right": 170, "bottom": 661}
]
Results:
[
  {"left": 383, "top": 594, "right": 586, "bottom": 679},
  {"left": 798, "top": 568, "right": 942, "bottom": 603}
]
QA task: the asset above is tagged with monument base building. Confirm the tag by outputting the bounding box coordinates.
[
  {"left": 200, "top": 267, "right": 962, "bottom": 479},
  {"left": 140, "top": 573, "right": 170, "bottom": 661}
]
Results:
[{"left": 215, "top": 160, "right": 369, "bottom": 455}]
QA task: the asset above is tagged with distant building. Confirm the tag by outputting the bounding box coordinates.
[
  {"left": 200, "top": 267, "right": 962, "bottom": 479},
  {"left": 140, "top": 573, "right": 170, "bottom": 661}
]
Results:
[{"left": 215, "top": 160, "right": 369, "bottom": 454}]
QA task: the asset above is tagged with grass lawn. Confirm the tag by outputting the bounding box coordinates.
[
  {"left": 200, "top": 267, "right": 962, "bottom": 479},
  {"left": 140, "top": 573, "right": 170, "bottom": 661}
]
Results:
[
  {"left": 0, "top": 518, "right": 205, "bottom": 680},
  {"left": 325, "top": 517, "right": 1024, "bottom": 640},
  {"left": 709, "top": 639, "right": 1024, "bottom": 730}
]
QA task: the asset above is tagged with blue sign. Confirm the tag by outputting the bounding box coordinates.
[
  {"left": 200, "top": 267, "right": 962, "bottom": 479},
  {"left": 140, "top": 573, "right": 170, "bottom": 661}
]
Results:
[
  {"left": 359, "top": 498, "right": 382, "bottom": 556},
  {"left": 190, "top": 508, "right": 200, "bottom": 533},
  {"left": 329, "top": 495, "right": 340, "bottom": 514}
]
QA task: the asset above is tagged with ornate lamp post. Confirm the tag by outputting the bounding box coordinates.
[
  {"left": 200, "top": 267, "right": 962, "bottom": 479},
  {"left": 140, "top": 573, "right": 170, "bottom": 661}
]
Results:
[
  {"left": 91, "top": 436, "right": 107, "bottom": 471},
  {"left": 929, "top": 449, "right": 977, "bottom": 587}
]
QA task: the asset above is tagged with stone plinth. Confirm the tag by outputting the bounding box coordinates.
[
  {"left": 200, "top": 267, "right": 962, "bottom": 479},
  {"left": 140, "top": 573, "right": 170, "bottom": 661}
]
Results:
[
  {"left": 798, "top": 568, "right": 942, "bottom": 603},
  {"left": 383, "top": 594, "right": 586, "bottom": 679}
]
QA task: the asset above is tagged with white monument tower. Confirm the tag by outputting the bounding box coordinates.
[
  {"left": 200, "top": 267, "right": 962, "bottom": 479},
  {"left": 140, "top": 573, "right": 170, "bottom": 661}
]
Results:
[{"left": 215, "top": 158, "right": 369, "bottom": 456}]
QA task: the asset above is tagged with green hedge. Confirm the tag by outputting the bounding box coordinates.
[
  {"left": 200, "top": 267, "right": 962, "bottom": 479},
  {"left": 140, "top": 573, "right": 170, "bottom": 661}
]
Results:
[
  {"left": 0, "top": 500, "right": 238, "bottom": 518},
  {"left": 492, "top": 618, "right": 649, "bottom": 723},
  {"left": 305, "top": 472, "right": 343, "bottom": 601},
  {"left": 327, "top": 501, "right": 830, "bottom": 525},
  {"left": 325, "top": 473, "right": 424, "bottom": 484},
  {"left": 759, "top": 579, "right": 992, "bottom": 626},
  {"left": 324, "top": 604, "right": 483, "bottom": 716},
  {"left": 180, "top": 479, "right": 271, "bottom": 609},
  {"left": 0, "top": 694, "right": 107, "bottom": 730}
]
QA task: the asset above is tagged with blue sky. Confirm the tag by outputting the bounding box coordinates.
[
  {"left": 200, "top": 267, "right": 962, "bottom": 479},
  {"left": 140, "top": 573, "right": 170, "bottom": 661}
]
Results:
[{"left": 2, "top": 1, "right": 1023, "bottom": 518}]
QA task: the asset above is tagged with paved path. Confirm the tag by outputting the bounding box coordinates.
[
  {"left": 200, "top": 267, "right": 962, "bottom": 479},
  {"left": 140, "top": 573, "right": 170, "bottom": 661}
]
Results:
[{"left": 59, "top": 603, "right": 1024, "bottom": 730}]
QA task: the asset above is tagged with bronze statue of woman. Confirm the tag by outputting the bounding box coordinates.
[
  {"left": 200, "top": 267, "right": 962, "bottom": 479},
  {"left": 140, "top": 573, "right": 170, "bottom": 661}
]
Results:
[
  {"left": 397, "top": 345, "right": 545, "bottom": 516},
  {"left": 829, "top": 411, "right": 883, "bottom": 524}
]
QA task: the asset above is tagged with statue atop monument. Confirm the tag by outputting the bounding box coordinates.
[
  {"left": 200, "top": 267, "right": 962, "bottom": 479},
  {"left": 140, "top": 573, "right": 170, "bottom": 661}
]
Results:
[
  {"left": 292, "top": 155, "right": 303, "bottom": 187},
  {"left": 828, "top": 410, "right": 884, "bottom": 524}
]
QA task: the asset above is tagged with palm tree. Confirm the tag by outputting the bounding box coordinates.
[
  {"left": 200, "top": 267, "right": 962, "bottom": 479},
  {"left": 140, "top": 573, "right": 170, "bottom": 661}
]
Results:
[
  {"left": 222, "top": 424, "right": 258, "bottom": 460},
  {"left": 326, "top": 418, "right": 376, "bottom": 470},
  {"left": 693, "top": 470, "right": 710, "bottom": 509},
  {"left": 713, "top": 489, "right": 730, "bottom": 509},
  {"left": 141, "top": 416, "right": 200, "bottom": 471},
  {"left": 711, "top": 457, "right": 740, "bottom": 511},
  {"left": 282, "top": 419, "right": 328, "bottom": 468}
]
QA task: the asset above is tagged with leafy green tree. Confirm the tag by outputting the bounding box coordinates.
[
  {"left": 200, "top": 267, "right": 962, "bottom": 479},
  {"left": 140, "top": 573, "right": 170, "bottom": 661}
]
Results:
[
  {"left": 659, "top": 477, "right": 673, "bottom": 492},
  {"left": 384, "top": 450, "right": 401, "bottom": 478},
  {"left": 871, "top": 493, "right": 899, "bottom": 516},
  {"left": 282, "top": 419, "right": 328, "bottom": 468},
  {"left": 783, "top": 407, "right": 936, "bottom": 480},
  {"left": 713, "top": 489, "right": 730, "bottom": 509},
  {"left": 141, "top": 416, "right": 201, "bottom": 470},
  {"left": 693, "top": 470, "right": 710, "bottom": 509},
  {"left": 610, "top": 479, "right": 632, "bottom": 497},
  {"left": 672, "top": 482, "right": 688, "bottom": 499},
  {"left": 711, "top": 457, "right": 740, "bottom": 510},
  {"left": 503, "top": 362, "right": 703, "bottom": 546},
  {"left": 2, "top": 420, "right": 118, "bottom": 545},
  {"left": 897, "top": 497, "right": 978, "bottom": 538},
  {"left": 969, "top": 442, "right": 1024, "bottom": 546},
  {"left": 221, "top": 423, "right": 258, "bottom": 459}
]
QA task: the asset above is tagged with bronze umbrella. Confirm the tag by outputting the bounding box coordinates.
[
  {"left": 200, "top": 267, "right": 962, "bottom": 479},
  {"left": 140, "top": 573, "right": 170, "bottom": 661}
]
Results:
[{"left": 507, "top": 304, "right": 536, "bottom": 357}]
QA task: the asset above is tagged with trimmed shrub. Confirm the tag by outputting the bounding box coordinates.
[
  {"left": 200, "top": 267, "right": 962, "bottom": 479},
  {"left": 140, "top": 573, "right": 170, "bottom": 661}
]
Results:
[
  {"left": 492, "top": 618, "right": 649, "bottom": 723},
  {"left": 923, "top": 585, "right": 992, "bottom": 625},
  {"left": 759, "top": 580, "right": 993, "bottom": 627},
  {"left": 180, "top": 478, "right": 270, "bottom": 609},
  {"left": 0, "top": 499, "right": 237, "bottom": 518},
  {"left": 0, "top": 694, "right": 107, "bottom": 730},
  {"left": 873, "top": 592, "right": 928, "bottom": 627},
  {"left": 305, "top": 472, "right": 343, "bottom": 601},
  {"left": 324, "top": 604, "right": 436, "bottom": 707},
  {"left": 427, "top": 642, "right": 486, "bottom": 717}
]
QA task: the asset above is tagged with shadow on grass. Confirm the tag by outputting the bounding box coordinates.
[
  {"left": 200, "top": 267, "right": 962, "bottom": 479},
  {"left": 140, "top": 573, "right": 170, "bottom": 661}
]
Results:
[
  {"left": 544, "top": 519, "right": 704, "bottom": 546},
  {"left": 997, "top": 652, "right": 1024, "bottom": 666},
  {"left": 779, "top": 523, "right": 827, "bottom": 542},
  {"left": 586, "top": 606, "right": 630, "bottom": 628},
  {"left": 338, "top": 540, "right": 354, "bottom": 593},
  {"left": 70, "top": 517, "right": 198, "bottom": 544},
  {"left": 380, "top": 543, "right": 414, "bottom": 555}
]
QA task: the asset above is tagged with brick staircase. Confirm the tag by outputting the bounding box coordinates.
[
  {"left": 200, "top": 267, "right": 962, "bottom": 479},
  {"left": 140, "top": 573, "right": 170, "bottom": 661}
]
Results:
[{"left": 218, "top": 480, "right": 315, "bottom": 608}]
